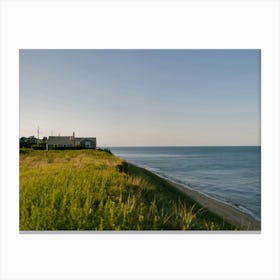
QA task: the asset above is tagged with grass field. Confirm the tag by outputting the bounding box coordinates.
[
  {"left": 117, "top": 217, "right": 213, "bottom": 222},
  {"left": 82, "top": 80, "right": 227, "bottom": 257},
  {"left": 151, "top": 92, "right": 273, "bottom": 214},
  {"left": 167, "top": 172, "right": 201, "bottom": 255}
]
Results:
[{"left": 20, "top": 149, "right": 236, "bottom": 230}]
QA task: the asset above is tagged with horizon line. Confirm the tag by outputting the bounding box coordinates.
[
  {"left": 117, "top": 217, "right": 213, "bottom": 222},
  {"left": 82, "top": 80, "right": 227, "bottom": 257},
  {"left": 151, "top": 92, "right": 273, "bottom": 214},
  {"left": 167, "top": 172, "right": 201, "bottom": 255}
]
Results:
[{"left": 105, "top": 145, "right": 261, "bottom": 148}]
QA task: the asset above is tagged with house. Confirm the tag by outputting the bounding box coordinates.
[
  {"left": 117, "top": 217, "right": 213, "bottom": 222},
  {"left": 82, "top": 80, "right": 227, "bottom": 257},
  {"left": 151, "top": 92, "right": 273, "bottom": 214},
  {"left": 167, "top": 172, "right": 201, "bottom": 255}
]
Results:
[{"left": 47, "top": 132, "right": 96, "bottom": 150}]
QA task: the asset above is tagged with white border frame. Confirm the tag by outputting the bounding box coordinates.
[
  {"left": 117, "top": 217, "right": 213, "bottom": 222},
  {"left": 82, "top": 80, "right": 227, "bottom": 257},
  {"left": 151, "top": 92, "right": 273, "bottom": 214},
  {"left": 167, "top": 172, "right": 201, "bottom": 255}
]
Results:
[{"left": 1, "top": 1, "right": 279, "bottom": 279}]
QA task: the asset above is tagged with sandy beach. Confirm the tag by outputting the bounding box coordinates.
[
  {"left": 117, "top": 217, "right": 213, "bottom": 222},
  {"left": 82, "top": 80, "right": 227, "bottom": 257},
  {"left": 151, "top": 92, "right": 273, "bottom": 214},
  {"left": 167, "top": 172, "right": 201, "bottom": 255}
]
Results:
[{"left": 165, "top": 178, "right": 261, "bottom": 231}]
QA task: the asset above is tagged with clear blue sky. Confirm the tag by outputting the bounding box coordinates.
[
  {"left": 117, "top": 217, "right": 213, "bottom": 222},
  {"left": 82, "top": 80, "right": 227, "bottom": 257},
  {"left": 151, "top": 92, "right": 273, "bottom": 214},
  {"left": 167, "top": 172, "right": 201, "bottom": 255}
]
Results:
[{"left": 19, "top": 50, "right": 260, "bottom": 146}]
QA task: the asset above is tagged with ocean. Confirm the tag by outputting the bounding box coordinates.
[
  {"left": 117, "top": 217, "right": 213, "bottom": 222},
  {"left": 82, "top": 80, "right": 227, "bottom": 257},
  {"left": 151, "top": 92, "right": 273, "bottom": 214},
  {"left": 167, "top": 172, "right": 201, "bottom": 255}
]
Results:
[{"left": 110, "top": 146, "right": 261, "bottom": 221}]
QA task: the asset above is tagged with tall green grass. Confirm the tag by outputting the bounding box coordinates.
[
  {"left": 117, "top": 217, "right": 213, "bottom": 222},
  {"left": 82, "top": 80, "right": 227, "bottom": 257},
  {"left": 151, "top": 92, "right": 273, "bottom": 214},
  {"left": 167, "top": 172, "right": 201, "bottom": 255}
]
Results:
[{"left": 20, "top": 149, "right": 236, "bottom": 230}]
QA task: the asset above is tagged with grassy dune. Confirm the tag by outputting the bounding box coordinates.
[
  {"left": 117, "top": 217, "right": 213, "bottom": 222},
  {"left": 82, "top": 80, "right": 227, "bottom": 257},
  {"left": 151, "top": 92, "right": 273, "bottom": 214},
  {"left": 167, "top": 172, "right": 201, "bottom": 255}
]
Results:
[{"left": 20, "top": 149, "right": 236, "bottom": 230}]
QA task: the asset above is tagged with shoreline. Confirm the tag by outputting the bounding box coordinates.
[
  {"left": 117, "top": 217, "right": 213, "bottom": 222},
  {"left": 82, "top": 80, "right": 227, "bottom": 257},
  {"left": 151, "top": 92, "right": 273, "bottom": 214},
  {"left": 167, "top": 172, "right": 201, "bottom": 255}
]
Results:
[
  {"left": 159, "top": 175, "right": 261, "bottom": 230},
  {"left": 150, "top": 170, "right": 260, "bottom": 222},
  {"left": 124, "top": 161, "right": 261, "bottom": 231}
]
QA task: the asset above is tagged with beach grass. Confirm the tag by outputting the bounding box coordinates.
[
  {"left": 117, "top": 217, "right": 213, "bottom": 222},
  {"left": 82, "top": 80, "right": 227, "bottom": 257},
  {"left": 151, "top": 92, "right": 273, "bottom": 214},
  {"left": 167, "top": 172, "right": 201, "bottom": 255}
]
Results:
[{"left": 20, "top": 149, "right": 237, "bottom": 230}]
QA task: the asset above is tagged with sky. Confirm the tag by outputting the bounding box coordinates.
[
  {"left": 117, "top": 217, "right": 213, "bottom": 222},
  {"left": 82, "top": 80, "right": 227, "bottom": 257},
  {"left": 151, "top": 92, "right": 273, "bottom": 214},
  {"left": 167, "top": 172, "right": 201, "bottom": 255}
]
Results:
[{"left": 19, "top": 49, "right": 260, "bottom": 147}]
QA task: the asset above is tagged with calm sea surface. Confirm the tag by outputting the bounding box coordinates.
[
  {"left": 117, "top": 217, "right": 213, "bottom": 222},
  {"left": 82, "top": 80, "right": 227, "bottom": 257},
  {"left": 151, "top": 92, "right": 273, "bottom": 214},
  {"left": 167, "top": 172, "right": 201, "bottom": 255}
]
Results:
[{"left": 110, "top": 146, "right": 261, "bottom": 220}]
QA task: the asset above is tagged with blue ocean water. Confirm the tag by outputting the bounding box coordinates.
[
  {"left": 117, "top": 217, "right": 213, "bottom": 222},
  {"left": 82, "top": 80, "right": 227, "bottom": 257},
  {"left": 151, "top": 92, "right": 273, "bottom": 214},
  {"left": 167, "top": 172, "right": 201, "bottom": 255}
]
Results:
[{"left": 110, "top": 146, "right": 261, "bottom": 220}]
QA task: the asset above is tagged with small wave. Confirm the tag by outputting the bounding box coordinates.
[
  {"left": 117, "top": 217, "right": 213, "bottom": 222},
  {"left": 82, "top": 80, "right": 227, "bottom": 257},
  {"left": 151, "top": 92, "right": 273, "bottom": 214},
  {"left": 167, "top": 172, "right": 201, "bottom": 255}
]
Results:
[
  {"left": 119, "top": 149, "right": 261, "bottom": 222},
  {"left": 140, "top": 167, "right": 261, "bottom": 221},
  {"left": 236, "top": 205, "right": 260, "bottom": 221}
]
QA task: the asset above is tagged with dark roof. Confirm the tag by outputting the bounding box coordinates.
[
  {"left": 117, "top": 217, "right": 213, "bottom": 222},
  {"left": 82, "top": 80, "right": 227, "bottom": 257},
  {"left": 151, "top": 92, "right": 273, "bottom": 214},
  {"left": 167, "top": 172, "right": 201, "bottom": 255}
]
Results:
[
  {"left": 48, "top": 136, "right": 74, "bottom": 145},
  {"left": 75, "top": 137, "right": 96, "bottom": 141},
  {"left": 48, "top": 136, "right": 96, "bottom": 145}
]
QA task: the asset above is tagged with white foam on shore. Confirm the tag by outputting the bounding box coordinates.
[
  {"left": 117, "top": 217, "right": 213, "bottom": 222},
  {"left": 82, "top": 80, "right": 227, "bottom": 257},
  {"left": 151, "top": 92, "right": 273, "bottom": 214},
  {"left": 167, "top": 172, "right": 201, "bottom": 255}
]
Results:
[{"left": 137, "top": 164, "right": 260, "bottom": 222}]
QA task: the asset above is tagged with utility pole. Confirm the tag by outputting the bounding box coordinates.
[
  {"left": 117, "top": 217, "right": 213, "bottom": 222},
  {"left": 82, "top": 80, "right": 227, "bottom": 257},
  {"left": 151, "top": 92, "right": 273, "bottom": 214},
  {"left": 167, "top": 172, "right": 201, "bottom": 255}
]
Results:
[{"left": 37, "top": 126, "right": 40, "bottom": 140}]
